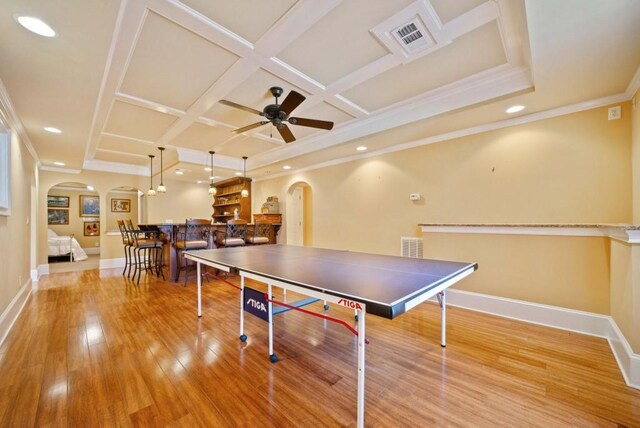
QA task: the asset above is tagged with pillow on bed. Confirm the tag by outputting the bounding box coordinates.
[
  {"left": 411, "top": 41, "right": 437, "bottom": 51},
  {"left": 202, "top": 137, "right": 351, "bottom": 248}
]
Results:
[{"left": 47, "top": 228, "right": 58, "bottom": 238}]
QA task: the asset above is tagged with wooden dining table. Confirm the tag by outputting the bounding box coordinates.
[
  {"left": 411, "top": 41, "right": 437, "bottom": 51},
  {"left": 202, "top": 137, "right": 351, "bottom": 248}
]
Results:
[{"left": 140, "top": 222, "right": 281, "bottom": 282}]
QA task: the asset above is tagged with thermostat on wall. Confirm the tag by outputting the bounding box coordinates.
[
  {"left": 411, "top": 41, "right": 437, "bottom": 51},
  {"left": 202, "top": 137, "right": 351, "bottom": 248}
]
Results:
[{"left": 410, "top": 193, "right": 421, "bottom": 201}]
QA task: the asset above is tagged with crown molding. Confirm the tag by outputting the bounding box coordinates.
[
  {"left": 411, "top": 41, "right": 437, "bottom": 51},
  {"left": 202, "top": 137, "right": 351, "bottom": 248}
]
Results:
[
  {"left": 254, "top": 92, "right": 630, "bottom": 182},
  {"left": 0, "top": 77, "right": 40, "bottom": 165},
  {"left": 83, "top": 159, "right": 148, "bottom": 176},
  {"left": 626, "top": 64, "right": 640, "bottom": 98}
]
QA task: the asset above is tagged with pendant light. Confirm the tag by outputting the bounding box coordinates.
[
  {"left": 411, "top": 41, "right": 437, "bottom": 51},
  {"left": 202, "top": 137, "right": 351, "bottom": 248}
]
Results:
[
  {"left": 208, "top": 150, "right": 217, "bottom": 195},
  {"left": 241, "top": 156, "right": 249, "bottom": 198},
  {"left": 157, "top": 147, "right": 166, "bottom": 193},
  {"left": 147, "top": 155, "right": 156, "bottom": 196}
]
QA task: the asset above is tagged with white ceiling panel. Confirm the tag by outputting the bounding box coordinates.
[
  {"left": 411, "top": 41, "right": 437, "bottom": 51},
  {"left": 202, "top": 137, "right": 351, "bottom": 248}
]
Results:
[
  {"left": 171, "top": 122, "right": 234, "bottom": 151},
  {"left": 277, "top": 0, "right": 416, "bottom": 85},
  {"left": 342, "top": 21, "right": 507, "bottom": 112},
  {"left": 179, "top": 0, "right": 298, "bottom": 43},
  {"left": 120, "top": 11, "right": 239, "bottom": 111},
  {"left": 203, "top": 103, "right": 257, "bottom": 128},
  {"left": 430, "top": 0, "right": 488, "bottom": 23},
  {"left": 94, "top": 149, "right": 150, "bottom": 166},
  {"left": 216, "top": 136, "right": 279, "bottom": 158},
  {"left": 104, "top": 101, "right": 178, "bottom": 142}
]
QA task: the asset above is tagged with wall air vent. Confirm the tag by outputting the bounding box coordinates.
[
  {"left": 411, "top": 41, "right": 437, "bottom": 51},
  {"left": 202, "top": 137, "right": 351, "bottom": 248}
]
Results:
[{"left": 401, "top": 237, "right": 423, "bottom": 258}]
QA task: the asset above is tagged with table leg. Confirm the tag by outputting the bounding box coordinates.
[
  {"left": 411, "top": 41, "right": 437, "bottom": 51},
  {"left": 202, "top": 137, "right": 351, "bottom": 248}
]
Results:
[
  {"left": 240, "top": 276, "right": 247, "bottom": 342},
  {"left": 268, "top": 283, "right": 278, "bottom": 362},
  {"left": 438, "top": 291, "right": 446, "bottom": 347},
  {"left": 357, "top": 308, "right": 365, "bottom": 428},
  {"left": 197, "top": 262, "right": 202, "bottom": 317}
]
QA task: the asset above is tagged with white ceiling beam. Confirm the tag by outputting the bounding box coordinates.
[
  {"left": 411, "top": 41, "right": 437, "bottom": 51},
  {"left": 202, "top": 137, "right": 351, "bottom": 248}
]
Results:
[{"left": 114, "top": 92, "right": 186, "bottom": 117}]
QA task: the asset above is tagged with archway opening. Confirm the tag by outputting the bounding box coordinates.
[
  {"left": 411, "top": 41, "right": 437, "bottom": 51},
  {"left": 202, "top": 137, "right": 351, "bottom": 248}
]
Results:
[
  {"left": 286, "top": 181, "right": 313, "bottom": 246},
  {"left": 46, "top": 181, "right": 99, "bottom": 272}
]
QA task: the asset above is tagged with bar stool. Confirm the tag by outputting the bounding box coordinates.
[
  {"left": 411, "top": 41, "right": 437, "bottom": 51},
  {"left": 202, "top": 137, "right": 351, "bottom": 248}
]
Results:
[
  {"left": 124, "top": 220, "right": 164, "bottom": 284},
  {"left": 214, "top": 219, "right": 247, "bottom": 248},
  {"left": 117, "top": 219, "right": 133, "bottom": 277},
  {"left": 174, "top": 219, "right": 211, "bottom": 285},
  {"left": 245, "top": 220, "right": 271, "bottom": 245}
]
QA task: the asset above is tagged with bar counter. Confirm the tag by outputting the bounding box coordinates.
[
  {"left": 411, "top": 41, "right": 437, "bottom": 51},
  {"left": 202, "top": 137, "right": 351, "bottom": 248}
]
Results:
[{"left": 142, "top": 222, "right": 281, "bottom": 282}]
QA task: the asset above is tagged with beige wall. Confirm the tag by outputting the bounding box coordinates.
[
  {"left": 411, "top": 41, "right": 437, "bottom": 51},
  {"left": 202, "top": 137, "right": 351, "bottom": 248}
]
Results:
[
  {"left": 423, "top": 233, "right": 611, "bottom": 314},
  {"left": 254, "top": 103, "right": 633, "bottom": 256},
  {"left": 105, "top": 190, "right": 139, "bottom": 233},
  {"left": 144, "top": 178, "right": 212, "bottom": 224},
  {"left": 47, "top": 188, "right": 100, "bottom": 249},
  {"left": 632, "top": 90, "right": 640, "bottom": 224},
  {"left": 0, "top": 129, "right": 36, "bottom": 317}
]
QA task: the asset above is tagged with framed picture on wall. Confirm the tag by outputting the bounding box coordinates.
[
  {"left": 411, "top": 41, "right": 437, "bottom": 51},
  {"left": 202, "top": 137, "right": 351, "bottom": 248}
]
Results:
[
  {"left": 79, "top": 195, "right": 99, "bottom": 216},
  {"left": 48, "top": 209, "right": 69, "bottom": 225},
  {"left": 111, "top": 198, "right": 130, "bottom": 212},
  {"left": 84, "top": 221, "right": 100, "bottom": 236},
  {"left": 47, "top": 195, "right": 70, "bottom": 208}
]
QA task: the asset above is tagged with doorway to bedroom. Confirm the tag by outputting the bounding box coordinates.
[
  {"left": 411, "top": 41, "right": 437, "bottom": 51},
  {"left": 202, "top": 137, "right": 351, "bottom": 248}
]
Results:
[{"left": 47, "top": 182, "right": 100, "bottom": 273}]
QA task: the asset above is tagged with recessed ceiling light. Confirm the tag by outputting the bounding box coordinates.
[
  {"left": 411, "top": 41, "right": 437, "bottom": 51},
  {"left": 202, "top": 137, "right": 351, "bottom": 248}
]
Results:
[
  {"left": 356, "top": 146, "right": 367, "bottom": 151},
  {"left": 44, "top": 127, "right": 61, "bottom": 134},
  {"left": 16, "top": 16, "right": 56, "bottom": 37},
  {"left": 197, "top": 180, "right": 204, "bottom": 184},
  {"left": 235, "top": 172, "right": 242, "bottom": 176},
  {"left": 282, "top": 165, "right": 291, "bottom": 170},
  {"left": 506, "top": 105, "right": 525, "bottom": 114},
  {"left": 53, "top": 161, "right": 65, "bottom": 166},
  {"left": 175, "top": 170, "right": 184, "bottom": 175},
  {"left": 86, "top": 185, "right": 95, "bottom": 191},
  {"left": 204, "top": 167, "right": 212, "bottom": 172}
]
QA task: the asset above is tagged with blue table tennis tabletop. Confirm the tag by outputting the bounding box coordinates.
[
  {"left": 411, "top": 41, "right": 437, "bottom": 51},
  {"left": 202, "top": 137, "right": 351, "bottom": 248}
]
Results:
[{"left": 185, "top": 244, "right": 478, "bottom": 319}]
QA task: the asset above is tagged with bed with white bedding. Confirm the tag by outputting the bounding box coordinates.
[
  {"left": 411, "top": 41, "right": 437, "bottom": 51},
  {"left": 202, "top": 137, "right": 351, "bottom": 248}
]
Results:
[{"left": 48, "top": 229, "right": 89, "bottom": 262}]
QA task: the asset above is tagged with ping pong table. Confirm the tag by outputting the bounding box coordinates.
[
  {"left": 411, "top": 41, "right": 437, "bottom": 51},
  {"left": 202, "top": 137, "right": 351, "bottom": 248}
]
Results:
[{"left": 184, "top": 244, "right": 477, "bottom": 428}]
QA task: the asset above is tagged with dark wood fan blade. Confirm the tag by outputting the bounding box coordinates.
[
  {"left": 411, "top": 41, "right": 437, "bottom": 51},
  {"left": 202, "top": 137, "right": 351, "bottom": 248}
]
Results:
[
  {"left": 232, "top": 121, "right": 269, "bottom": 134},
  {"left": 219, "top": 100, "right": 263, "bottom": 116},
  {"left": 279, "top": 91, "right": 305, "bottom": 115},
  {"left": 288, "top": 117, "right": 334, "bottom": 130},
  {"left": 277, "top": 124, "right": 296, "bottom": 143}
]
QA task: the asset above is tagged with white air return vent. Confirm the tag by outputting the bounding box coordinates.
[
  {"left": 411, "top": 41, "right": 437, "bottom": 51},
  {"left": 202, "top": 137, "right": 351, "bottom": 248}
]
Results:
[
  {"left": 401, "top": 237, "right": 423, "bottom": 258},
  {"left": 392, "top": 19, "right": 431, "bottom": 54},
  {"left": 370, "top": 0, "right": 441, "bottom": 63}
]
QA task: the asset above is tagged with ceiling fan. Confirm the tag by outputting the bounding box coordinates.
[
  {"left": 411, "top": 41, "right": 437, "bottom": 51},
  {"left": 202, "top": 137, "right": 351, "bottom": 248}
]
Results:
[{"left": 219, "top": 86, "right": 334, "bottom": 143}]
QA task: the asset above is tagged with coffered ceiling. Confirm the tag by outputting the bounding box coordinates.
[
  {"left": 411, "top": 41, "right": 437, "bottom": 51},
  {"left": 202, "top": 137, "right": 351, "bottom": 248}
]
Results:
[{"left": 0, "top": 0, "right": 639, "bottom": 184}]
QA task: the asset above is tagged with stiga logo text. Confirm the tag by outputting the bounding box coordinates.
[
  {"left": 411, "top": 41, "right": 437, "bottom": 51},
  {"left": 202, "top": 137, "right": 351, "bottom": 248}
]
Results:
[
  {"left": 338, "top": 298, "right": 362, "bottom": 310},
  {"left": 246, "top": 298, "right": 267, "bottom": 312}
]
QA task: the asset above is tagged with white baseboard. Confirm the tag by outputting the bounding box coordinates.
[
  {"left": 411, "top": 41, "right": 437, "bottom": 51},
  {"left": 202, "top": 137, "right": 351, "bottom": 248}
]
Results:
[
  {"left": 99, "top": 257, "right": 125, "bottom": 269},
  {"left": 31, "top": 268, "right": 38, "bottom": 282},
  {"left": 0, "top": 278, "right": 32, "bottom": 348},
  {"left": 442, "top": 289, "right": 640, "bottom": 390},
  {"left": 84, "top": 247, "right": 100, "bottom": 255},
  {"left": 37, "top": 264, "right": 49, "bottom": 278}
]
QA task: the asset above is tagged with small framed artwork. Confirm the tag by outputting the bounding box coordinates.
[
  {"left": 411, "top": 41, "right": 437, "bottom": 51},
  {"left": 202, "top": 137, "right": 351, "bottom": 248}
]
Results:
[
  {"left": 111, "top": 198, "right": 130, "bottom": 212},
  {"left": 48, "top": 209, "right": 69, "bottom": 225},
  {"left": 47, "top": 195, "right": 70, "bottom": 208},
  {"left": 84, "top": 221, "right": 100, "bottom": 236},
  {"left": 79, "top": 195, "right": 100, "bottom": 216}
]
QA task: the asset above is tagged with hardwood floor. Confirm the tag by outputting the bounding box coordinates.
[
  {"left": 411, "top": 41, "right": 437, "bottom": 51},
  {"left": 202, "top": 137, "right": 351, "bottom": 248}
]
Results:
[{"left": 1, "top": 267, "right": 639, "bottom": 427}]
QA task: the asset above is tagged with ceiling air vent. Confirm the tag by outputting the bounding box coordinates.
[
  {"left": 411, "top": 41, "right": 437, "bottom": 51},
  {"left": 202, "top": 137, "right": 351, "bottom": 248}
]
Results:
[{"left": 391, "top": 18, "right": 431, "bottom": 54}]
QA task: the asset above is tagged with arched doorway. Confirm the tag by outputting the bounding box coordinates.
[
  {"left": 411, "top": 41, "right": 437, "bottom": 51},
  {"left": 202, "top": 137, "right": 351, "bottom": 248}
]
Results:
[
  {"left": 286, "top": 182, "right": 312, "bottom": 246},
  {"left": 46, "top": 182, "right": 100, "bottom": 272}
]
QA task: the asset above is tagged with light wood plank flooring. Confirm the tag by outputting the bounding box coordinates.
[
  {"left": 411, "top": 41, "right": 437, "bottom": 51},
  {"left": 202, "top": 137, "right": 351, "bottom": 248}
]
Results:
[{"left": 0, "top": 267, "right": 639, "bottom": 427}]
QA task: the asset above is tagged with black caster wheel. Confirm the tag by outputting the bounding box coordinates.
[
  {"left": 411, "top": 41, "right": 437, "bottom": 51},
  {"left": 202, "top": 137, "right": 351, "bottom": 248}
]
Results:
[
  {"left": 240, "top": 334, "right": 247, "bottom": 342},
  {"left": 269, "top": 354, "right": 279, "bottom": 363},
  {"left": 324, "top": 304, "right": 330, "bottom": 310},
  {"left": 355, "top": 315, "right": 359, "bottom": 322}
]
